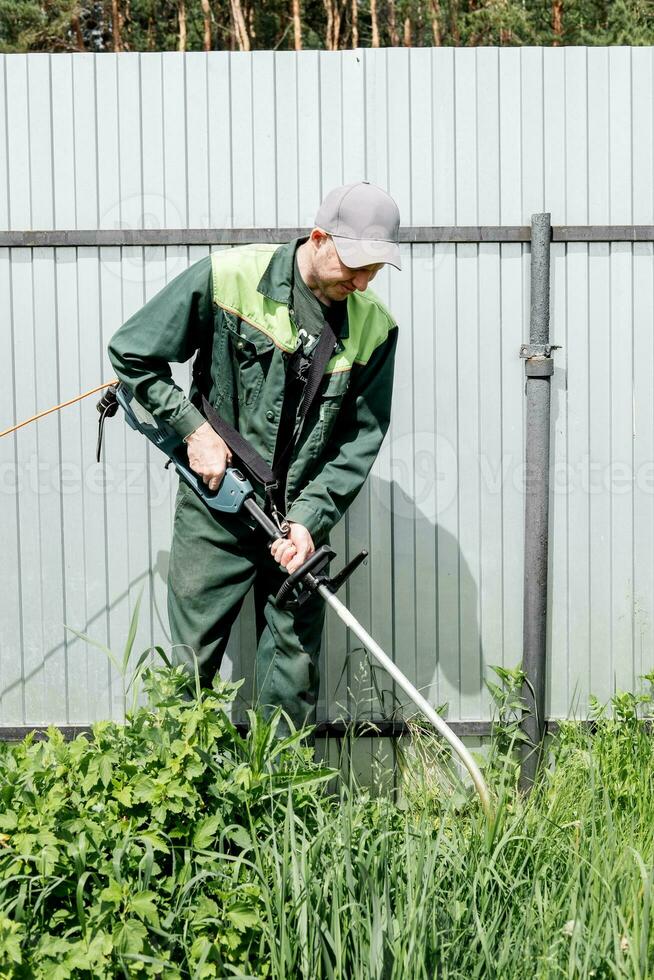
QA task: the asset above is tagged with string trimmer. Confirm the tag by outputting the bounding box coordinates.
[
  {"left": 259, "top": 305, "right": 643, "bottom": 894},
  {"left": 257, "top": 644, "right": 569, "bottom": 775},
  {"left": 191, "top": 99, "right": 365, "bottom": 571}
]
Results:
[{"left": 96, "top": 382, "right": 492, "bottom": 817}]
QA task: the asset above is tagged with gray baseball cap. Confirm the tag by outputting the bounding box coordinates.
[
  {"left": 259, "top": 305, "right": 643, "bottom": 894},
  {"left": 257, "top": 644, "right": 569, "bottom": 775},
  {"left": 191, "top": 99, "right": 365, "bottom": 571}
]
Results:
[{"left": 314, "top": 180, "right": 402, "bottom": 271}]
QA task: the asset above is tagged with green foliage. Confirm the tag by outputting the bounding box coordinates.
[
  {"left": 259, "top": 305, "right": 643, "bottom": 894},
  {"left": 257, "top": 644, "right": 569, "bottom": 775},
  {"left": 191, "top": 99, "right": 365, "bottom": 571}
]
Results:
[
  {"left": 249, "top": 677, "right": 654, "bottom": 979},
  {"left": 1, "top": 0, "right": 653, "bottom": 53},
  {"left": 2, "top": 657, "right": 654, "bottom": 976},
  {"left": 0, "top": 665, "right": 333, "bottom": 976},
  {"left": 0, "top": 0, "right": 77, "bottom": 52}
]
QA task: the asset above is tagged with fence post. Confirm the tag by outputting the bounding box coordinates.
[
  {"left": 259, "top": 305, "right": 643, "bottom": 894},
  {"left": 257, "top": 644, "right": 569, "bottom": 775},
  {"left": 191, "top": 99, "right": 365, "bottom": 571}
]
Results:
[{"left": 519, "top": 212, "right": 557, "bottom": 791}]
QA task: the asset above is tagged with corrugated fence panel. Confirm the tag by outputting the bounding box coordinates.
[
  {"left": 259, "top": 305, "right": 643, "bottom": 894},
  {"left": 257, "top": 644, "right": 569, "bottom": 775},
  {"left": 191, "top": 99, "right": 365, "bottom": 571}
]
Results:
[
  {"left": 633, "top": 244, "right": 654, "bottom": 685},
  {"left": 1, "top": 48, "right": 654, "bottom": 727}
]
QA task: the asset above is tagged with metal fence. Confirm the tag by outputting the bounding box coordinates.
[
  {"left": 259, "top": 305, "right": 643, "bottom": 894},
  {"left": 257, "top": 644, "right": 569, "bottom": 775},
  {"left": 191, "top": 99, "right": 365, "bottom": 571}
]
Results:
[{"left": 2, "top": 47, "right": 654, "bottom": 735}]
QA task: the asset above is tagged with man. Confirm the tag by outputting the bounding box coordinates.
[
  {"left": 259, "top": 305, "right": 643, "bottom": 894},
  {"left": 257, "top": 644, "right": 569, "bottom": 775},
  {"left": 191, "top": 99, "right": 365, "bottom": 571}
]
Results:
[{"left": 108, "top": 180, "right": 401, "bottom": 732}]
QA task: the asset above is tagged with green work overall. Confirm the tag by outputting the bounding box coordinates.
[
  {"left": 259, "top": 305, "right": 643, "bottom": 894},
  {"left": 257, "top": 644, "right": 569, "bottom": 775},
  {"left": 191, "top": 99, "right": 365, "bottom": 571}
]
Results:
[{"left": 108, "top": 239, "right": 398, "bottom": 731}]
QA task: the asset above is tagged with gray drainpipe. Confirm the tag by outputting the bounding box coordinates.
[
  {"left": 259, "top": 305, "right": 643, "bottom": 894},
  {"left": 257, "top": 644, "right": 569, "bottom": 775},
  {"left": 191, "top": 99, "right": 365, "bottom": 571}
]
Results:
[{"left": 519, "top": 213, "right": 559, "bottom": 791}]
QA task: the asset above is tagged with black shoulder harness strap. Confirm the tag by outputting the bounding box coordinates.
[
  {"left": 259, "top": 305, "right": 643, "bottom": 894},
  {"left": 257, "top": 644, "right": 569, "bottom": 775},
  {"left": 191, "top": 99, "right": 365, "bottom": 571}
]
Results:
[{"left": 201, "top": 319, "right": 338, "bottom": 507}]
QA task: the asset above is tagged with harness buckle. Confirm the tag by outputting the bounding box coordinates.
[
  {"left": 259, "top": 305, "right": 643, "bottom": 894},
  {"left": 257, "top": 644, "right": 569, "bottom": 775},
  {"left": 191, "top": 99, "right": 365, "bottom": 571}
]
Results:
[{"left": 265, "top": 483, "right": 290, "bottom": 537}]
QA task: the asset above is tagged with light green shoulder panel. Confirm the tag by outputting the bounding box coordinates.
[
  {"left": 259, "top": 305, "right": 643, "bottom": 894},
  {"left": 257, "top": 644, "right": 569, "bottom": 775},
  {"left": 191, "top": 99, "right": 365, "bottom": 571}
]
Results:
[
  {"left": 329, "top": 288, "right": 396, "bottom": 373},
  {"left": 210, "top": 246, "right": 396, "bottom": 370},
  {"left": 211, "top": 245, "right": 297, "bottom": 352}
]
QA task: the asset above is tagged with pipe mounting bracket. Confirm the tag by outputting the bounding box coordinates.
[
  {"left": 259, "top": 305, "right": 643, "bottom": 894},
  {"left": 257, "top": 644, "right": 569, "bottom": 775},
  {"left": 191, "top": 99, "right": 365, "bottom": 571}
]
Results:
[{"left": 520, "top": 343, "right": 561, "bottom": 358}]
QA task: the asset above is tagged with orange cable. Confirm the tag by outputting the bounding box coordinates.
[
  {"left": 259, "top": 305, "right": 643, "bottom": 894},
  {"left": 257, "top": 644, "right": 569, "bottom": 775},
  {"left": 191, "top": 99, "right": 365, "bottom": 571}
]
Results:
[{"left": 0, "top": 379, "right": 118, "bottom": 438}]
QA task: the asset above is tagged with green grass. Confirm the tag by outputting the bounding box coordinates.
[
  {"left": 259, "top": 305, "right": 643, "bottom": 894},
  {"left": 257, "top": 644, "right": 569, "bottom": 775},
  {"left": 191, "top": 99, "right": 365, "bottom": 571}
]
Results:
[{"left": 1, "top": 659, "right": 654, "bottom": 978}]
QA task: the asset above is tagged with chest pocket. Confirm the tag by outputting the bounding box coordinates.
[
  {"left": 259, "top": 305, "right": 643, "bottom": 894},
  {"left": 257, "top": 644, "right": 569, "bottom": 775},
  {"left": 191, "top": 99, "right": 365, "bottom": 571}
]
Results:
[
  {"left": 225, "top": 315, "right": 275, "bottom": 407},
  {"left": 318, "top": 370, "right": 351, "bottom": 448}
]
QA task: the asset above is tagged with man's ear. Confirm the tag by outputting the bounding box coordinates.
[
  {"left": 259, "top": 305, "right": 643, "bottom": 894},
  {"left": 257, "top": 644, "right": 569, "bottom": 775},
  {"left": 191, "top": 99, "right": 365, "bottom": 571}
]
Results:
[{"left": 310, "top": 227, "right": 329, "bottom": 249}]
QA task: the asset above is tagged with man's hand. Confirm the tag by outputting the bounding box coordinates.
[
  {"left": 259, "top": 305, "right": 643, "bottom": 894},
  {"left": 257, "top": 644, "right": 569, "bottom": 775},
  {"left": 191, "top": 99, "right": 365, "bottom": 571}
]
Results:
[
  {"left": 185, "top": 421, "right": 232, "bottom": 491},
  {"left": 270, "top": 522, "right": 315, "bottom": 575}
]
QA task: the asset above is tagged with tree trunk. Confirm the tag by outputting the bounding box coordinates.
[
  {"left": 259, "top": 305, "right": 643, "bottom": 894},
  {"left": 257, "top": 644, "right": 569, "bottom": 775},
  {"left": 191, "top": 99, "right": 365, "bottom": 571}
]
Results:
[
  {"left": 430, "top": 0, "right": 442, "bottom": 45},
  {"left": 231, "top": 0, "right": 250, "bottom": 49},
  {"left": 201, "top": 0, "right": 211, "bottom": 50},
  {"left": 323, "top": 0, "right": 334, "bottom": 48},
  {"left": 450, "top": 0, "right": 460, "bottom": 44},
  {"left": 323, "top": 0, "right": 345, "bottom": 49},
  {"left": 228, "top": 0, "right": 236, "bottom": 46},
  {"left": 111, "top": 0, "right": 122, "bottom": 50},
  {"left": 146, "top": 12, "right": 154, "bottom": 48},
  {"left": 403, "top": 15, "right": 412, "bottom": 45},
  {"left": 351, "top": 0, "right": 358, "bottom": 47},
  {"left": 292, "top": 0, "right": 302, "bottom": 49},
  {"left": 388, "top": 0, "right": 399, "bottom": 45},
  {"left": 370, "top": 0, "right": 380, "bottom": 46},
  {"left": 71, "top": 9, "right": 85, "bottom": 49},
  {"left": 333, "top": 0, "right": 345, "bottom": 48},
  {"left": 552, "top": 0, "right": 563, "bottom": 44},
  {"left": 122, "top": 0, "right": 130, "bottom": 48},
  {"left": 178, "top": 0, "right": 186, "bottom": 51}
]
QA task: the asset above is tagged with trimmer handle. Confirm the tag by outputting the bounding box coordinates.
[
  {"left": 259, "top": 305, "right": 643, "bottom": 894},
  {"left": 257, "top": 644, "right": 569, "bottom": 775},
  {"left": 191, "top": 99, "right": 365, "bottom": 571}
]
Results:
[
  {"left": 112, "top": 383, "right": 254, "bottom": 514},
  {"left": 274, "top": 546, "right": 336, "bottom": 609},
  {"left": 274, "top": 546, "right": 368, "bottom": 610}
]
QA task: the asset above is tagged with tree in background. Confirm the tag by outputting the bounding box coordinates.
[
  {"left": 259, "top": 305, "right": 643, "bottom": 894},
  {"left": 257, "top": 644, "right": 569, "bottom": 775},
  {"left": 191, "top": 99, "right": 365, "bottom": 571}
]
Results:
[
  {"left": 0, "top": 0, "right": 89, "bottom": 49},
  {"left": 0, "top": 0, "right": 652, "bottom": 52},
  {"left": 463, "top": 0, "right": 535, "bottom": 45}
]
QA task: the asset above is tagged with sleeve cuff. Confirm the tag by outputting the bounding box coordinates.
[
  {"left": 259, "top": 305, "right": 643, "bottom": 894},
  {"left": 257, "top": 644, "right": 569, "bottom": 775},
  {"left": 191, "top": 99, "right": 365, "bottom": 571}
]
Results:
[
  {"left": 170, "top": 403, "right": 206, "bottom": 440},
  {"left": 285, "top": 501, "right": 329, "bottom": 542}
]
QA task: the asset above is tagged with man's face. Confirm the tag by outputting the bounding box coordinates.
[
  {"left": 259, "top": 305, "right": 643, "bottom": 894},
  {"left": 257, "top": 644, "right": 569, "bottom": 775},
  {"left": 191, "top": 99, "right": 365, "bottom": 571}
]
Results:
[{"left": 312, "top": 234, "right": 383, "bottom": 302}]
